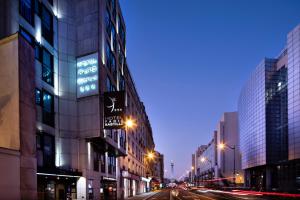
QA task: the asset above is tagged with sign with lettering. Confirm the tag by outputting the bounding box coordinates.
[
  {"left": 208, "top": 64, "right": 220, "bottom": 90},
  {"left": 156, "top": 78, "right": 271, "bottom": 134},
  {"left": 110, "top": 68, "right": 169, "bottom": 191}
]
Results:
[
  {"left": 104, "top": 91, "right": 125, "bottom": 129},
  {"left": 76, "top": 53, "right": 99, "bottom": 98}
]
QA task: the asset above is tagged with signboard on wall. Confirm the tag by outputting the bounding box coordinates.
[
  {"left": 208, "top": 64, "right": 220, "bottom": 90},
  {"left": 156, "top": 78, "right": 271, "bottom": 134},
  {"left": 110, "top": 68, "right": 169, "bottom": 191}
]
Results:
[
  {"left": 104, "top": 91, "right": 125, "bottom": 129},
  {"left": 76, "top": 53, "right": 99, "bottom": 98}
]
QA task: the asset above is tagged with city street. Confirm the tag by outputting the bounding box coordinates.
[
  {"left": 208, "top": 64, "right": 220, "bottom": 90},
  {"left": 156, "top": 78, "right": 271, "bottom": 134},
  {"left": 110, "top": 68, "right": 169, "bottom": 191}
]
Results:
[{"left": 127, "top": 189, "right": 300, "bottom": 200}]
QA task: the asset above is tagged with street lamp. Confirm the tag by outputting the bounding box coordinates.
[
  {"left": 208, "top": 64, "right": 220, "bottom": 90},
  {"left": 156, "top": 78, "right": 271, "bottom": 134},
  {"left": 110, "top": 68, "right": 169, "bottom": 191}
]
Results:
[
  {"left": 218, "top": 143, "right": 236, "bottom": 186},
  {"left": 146, "top": 151, "right": 155, "bottom": 160},
  {"left": 125, "top": 117, "right": 136, "bottom": 129}
]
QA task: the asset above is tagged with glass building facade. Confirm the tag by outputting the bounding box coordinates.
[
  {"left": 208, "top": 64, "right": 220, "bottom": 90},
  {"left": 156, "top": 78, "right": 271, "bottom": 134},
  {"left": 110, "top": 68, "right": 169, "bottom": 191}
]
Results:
[
  {"left": 238, "top": 60, "right": 268, "bottom": 170},
  {"left": 238, "top": 24, "right": 300, "bottom": 192}
]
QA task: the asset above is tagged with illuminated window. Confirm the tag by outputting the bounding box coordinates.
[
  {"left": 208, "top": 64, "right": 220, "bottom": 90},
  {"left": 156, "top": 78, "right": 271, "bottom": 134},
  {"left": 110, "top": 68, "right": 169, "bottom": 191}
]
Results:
[
  {"left": 41, "top": 5, "right": 53, "bottom": 45},
  {"left": 42, "top": 48, "right": 54, "bottom": 86},
  {"left": 20, "top": 0, "right": 34, "bottom": 26},
  {"left": 35, "top": 88, "right": 41, "bottom": 105}
]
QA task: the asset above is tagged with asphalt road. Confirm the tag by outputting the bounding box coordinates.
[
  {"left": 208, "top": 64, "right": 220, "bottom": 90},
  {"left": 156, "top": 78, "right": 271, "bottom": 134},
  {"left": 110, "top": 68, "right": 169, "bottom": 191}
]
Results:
[{"left": 127, "top": 189, "right": 300, "bottom": 200}]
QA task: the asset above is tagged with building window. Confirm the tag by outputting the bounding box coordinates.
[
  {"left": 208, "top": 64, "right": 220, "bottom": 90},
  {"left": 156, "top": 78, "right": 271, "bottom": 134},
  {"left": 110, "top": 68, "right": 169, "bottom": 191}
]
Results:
[
  {"left": 42, "top": 48, "right": 54, "bottom": 86},
  {"left": 47, "top": 0, "right": 53, "bottom": 5},
  {"left": 106, "top": 41, "right": 111, "bottom": 69},
  {"left": 93, "top": 150, "right": 100, "bottom": 172},
  {"left": 34, "top": 0, "right": 40, "bottom": 14},
  {"left": 106, "top": 76, "right": 115, "bottom": 92},
  {"left": 37, "top": 132, "right": 55, "bottom": 168},
  {"left": 35, "top": 88, "right": 41, "bottom": 105},
  {"left": 118, "top": 46, "right": 124, "bottom": 68},
  {"left": 105, "top": 8, "right": 111, "bottom": 35},
  {"left": 100, "top": 154, "right": 105, "bottom": 173},
  {"left": 42, "top": 90, "right": 54, "bottom": 127},
  {"left": 108, "top": 155, "right": 116, "bottom": 175},
  {"left": 111, "top": 24, "right": 116, "bottom": 51},
  {"left": 35, "top": 44, "right": 42, "bottom": 61},
  {"left": 41, "top": 5, "right": 53, "bottom": 45},
  {"left": 111, "top": 54, "right": 116, "bottom": 80},
  {"left": 19, "top": 26, "right": 34, "bottom": 45},
  {"left": 119, "top": 73, "right": 125, "bottom": 91},
  {"left": 20, "top": 0, "right": 34, "bottom": 26}
]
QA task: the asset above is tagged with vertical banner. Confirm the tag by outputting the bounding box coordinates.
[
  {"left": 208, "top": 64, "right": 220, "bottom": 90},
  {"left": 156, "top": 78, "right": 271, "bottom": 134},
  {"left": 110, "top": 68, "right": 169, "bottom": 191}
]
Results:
[{"left": 104, "top": 91, "right": 125, "bottom": 129}]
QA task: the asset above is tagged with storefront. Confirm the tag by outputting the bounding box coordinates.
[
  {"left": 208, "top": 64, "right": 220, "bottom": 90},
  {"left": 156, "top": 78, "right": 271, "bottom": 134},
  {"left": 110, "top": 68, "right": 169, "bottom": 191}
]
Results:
[
  {"left": 37, "top": 170, "right": 81, "bottom": 200},
  {"left": 100, "top": 177, "right": 117, "bottom": 200},
  {"left": 140, "top": 177, "right": 151, "bottom": 193},
  {"left": 121, "top": 170, "right": 141, "bottom": 198}
]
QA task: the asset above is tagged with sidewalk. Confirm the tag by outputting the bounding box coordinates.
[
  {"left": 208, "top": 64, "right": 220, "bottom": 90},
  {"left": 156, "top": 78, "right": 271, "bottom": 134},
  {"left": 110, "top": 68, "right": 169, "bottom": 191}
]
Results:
[{"left": 125, "top": 191, "right": 159, "bottom": 200}]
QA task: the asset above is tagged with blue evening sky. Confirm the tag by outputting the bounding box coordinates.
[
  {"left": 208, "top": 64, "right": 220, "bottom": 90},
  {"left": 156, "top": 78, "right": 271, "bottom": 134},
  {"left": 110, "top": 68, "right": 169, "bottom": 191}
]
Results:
[{"left": 119, "top": 0, "right": 300, "bottom": 179}]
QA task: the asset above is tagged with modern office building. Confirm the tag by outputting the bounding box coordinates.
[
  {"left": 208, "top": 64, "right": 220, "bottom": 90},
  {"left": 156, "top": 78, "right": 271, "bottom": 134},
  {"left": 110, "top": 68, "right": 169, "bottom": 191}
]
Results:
[
  {"left": 215, "top": 112, "right": 243, "bottom": 185},
  {"left": 191, "top": 154, "right": 195, "bottom": 184},
  {"left": 196, "top": 134, "right": 217, "bottom": 184},
  {"left": 0, "top": 0, "right": 155, "bottom": 199},
  {"left": 238, "top": 24, "right": 300, "bottom": 192},
  {"left": 194, "top": 112, "right": 242, "bottom": 186},
  {"left": 194, "top": 145, "right": 207, "bottom": 185}
]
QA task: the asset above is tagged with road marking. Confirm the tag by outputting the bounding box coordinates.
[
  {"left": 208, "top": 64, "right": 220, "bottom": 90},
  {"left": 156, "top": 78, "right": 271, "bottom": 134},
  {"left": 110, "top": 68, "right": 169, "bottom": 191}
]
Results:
[{"left": 186, "top": 191, "right": 216, "bottom": 200}]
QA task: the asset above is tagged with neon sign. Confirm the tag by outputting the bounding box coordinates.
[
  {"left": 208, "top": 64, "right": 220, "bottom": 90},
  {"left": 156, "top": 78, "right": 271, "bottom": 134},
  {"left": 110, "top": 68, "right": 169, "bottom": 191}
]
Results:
[{"left": 76, "top": 53, "right": 99, "bottom": 98}]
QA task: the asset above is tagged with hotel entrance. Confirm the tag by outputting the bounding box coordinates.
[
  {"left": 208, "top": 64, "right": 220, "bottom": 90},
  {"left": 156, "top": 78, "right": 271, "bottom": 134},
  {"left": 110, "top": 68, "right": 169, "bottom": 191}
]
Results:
[{"left": 101, "top": 178, "right": 117, "bottom": 200}]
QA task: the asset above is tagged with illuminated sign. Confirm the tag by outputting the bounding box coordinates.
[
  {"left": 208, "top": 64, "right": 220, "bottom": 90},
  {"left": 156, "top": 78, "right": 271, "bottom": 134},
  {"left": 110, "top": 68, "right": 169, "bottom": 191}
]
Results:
[
  {"left": 77, "top": 53, "right": 99, "bottom": 98},
  {"left": 104, "top": 91, "right": 125, "bottom": 129}
]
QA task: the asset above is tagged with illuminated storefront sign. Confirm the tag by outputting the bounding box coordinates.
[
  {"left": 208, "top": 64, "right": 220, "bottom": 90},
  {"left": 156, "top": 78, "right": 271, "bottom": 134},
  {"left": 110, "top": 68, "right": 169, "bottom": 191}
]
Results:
[
  {"left": 104, "top": 91, "right": 125, "bottom": 129},
  {"left": 76, "top": 53, "right": 99, "bottom": 98}
]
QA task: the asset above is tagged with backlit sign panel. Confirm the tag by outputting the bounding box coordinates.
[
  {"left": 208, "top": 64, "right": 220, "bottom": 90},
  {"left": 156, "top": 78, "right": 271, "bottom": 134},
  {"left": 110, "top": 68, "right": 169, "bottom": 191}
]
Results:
[
  {"left": 104, "top": 91, "right": 125, "bottom": 129},
  {"left": 77, "top": 53, "right": 99, "bottom": 98}
]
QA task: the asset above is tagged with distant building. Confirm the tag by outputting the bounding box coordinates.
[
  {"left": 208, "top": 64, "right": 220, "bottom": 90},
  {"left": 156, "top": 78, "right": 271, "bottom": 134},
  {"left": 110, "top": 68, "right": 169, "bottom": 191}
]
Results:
[
  {"left": 191, "top": 154, "right": 195, "bottom": 183},
  {"left": 193, "top": 112, "right": 242, "bottom": 186},
  {"left": 215, "top": 112, "right": 243, "bottom": 185},
  {"left": 196, "top": 135, "right": 217, "bottom": 184},
  {"left": 152, "top": 151, "right": 164, "bottom": 184},
  {"left": 238, "top": 24, "right": 300, "bottom": 192}
]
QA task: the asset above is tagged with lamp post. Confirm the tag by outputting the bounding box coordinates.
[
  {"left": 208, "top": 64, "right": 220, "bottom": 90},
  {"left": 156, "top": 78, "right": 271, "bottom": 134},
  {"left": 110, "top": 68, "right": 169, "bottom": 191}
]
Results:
[{"left": 219, "top": 143, "right": 236, "bottom": 186}]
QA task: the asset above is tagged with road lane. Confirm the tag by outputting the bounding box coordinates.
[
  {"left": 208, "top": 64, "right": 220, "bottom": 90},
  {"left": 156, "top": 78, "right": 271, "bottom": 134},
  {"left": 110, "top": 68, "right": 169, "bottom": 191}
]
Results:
[
  {"left": 147, "top": 189, "right": 171, "bottom": 200},
  {"left": 171, "top": 189, "right": 218, "bottom": 200}
]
